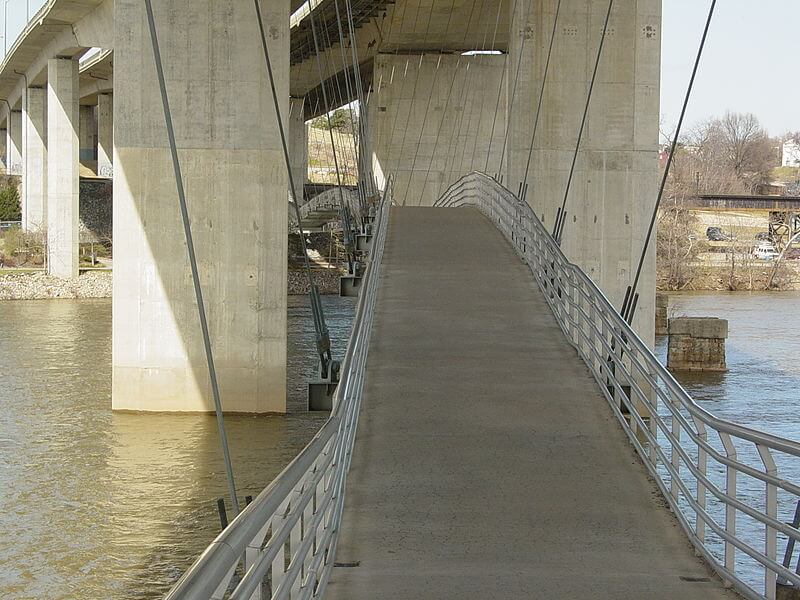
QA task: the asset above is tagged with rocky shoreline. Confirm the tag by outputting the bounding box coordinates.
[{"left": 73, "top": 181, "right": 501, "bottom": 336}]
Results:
[
  {"left": 0, "top": 271, "right": 113, "bottom": 300},
  {"left": 0, "top": 267, "right": 343, "bottom": 300},
  {"left": 287, "top": 267, "right": 342, "bottom": 295}
]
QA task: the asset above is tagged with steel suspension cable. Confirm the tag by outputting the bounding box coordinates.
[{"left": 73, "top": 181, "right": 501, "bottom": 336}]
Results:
[
  {"left": 143, "top": 0, "right": 239, "bottom": 515},
  {"left": 444, "top": 0, "right": 497, "bottom": 195},
  {"left": 314, "top": 16, "right": 357, "bottom": 191},
  {"left": 397, "top": 53, "right": 447, "bottom": 206},
  {"left": 343, "top": 0, "right": 371, "bottom": 194},
  {"left": 622, "top": 0, "right": 717, "bottom": 323},
  {"left": 467, "top": 0, "right": 504, "bottom": 174},
  {"left": 554, "top": 0, "right": 614, "bottom": 244},
  {"left": 497, "top": 1, "right": 533, "bottom": 183},
  {"left": 384, "top": 56, "right": 424, "bottom": 203},
  {"left": 306, "top": 0, "right": 348, "bottom": 212},
  {"left": 321, "top": 9, "right": 360, "bottom": 174},
  {"left": 385, "top": 1, "right": 439, "bottom": 204},
  {"left": 485, "top": 0, "right": 521, "bottom": 175},
  {"left": 253, "top": 0, "right": 335, "bottom": 378},
  {"left": 520, "top": 0, "right": 562, "bottom": 200},
  {"left": 370, "top": 4, "right": 407, "bottom": 164},
  {"left": 411, "top": 57, "right": 466, "bottom": 205},
  {"left": 418, "top": 0, "right": 481, "bottom": 202},
  {"left": 398, "top": 0, "right": 462, "bottom": 206}
]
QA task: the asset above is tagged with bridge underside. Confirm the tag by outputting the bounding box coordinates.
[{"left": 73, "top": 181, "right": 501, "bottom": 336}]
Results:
[
  {"left": 0, "top": 0, "right": 660, "bottom": 412},
  {"left": 328, "top": 206, "right": 735, "bottom": 599}
]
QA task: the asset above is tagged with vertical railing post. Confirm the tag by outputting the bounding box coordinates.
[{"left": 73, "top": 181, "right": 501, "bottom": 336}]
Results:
[
  {"left": 720, "top": 432, "right": 737, "bottom": 587},
  {"left": 669, "top": 389, "right": 682, "bottom": 503},
  {"left": 692, "top": 416, "right": 708, "bottom": 547},
  {"left": 271, "top": 498, "right": 290, "bottom": 596},
  {"left": 647, "top": 365, "right": 659, "bottom": 467},
  {"left": 758, "top": 444, "right": 778, "bottom": 599}
]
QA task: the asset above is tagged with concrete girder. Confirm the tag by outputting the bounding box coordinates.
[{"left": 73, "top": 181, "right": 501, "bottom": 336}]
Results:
[
  {"left": 289, "top": 0, "right": 509, "bottom": 115},
  {"left": 0, "top": 0, "right": 112, "bottom": 112}
]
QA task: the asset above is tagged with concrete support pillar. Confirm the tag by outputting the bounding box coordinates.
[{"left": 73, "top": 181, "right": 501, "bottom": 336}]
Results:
[
  {"left": 97, "top": 93, "right": 113, "bottom": 177},
  {"left": 667, "top": 317, "right": 728, "bottom": 372},
  {"left": 358, "top": 97, "right": 374, "bottom": 195},
  {"left": 112, "top": 0, "right": 289, "bottom": 413},
  {"left": 289, "top": 96, "right": 306, "bottom": 201},
  {"left": 655, "top": 293, "right": 668, "bottom": 335},
  {"left": 369, "top": 53, "right": 507, "bottom": 206},
  {"left": 0, "top": 128, "right": 6, "bottom": 170},
  {"left": 23, "top": 87, "right": 47, "bottom": 231},
  {"left": 46, "top": 58, "right": 80, "bottom": 279},
  {"left": 79, "top": 104, "right": 97, "bottom": 165},
  {"left": 7, "top": 109, "right": 23, "bottom": 175},
  {"left": 517, "top": 0, "right": 661, "bottom": 344}
]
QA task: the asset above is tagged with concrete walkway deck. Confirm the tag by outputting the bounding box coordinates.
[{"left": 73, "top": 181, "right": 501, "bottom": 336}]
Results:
[{"left": 327, "top": 207, "right": 736, "bottom": 599}]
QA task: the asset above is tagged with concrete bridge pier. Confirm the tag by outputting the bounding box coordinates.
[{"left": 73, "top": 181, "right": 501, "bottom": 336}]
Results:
[
  {"left": 510, "top": 0, "right": 661, "bottom": 343},
  {"left": 23, "top": 86, "right": 47, "bottom": 231},
  {"left": 79, "top": 104, "right": 97, "bottom": 165},
  {"left": 97, "top": 93, "right": 113, "bottom": 178},
  {"left": 111, "top": 0, "right": 289, "bottom": 413},
  {"left": 369, "top": 53, "right": 507, "bottom": 206},
  {"left": 46, "top": 58, "right": 80, "bottom": 280},
  {"left": 6, "top": 108, "right": 23, "bottom": 175},
  {"left": 289, "top": 96, "right": 307, "bottom": 197}
]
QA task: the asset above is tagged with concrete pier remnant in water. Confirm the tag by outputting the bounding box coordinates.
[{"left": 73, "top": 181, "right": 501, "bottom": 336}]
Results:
[{"left": 667, "top": 317, "right": 728, "bottom": 372}]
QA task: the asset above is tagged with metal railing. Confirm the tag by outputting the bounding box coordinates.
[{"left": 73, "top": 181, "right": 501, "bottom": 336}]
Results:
[
  {"left": 163, "top": 177, "right": 393, "bottom": 600},
  {"left": 435, "top": 171, "right": 800, "bottom": 600},
  {"left": 288, "top": 187, "right": 361, "bottom": 230},
  {"left": 0, "top": 220, "right": 21, "bottom": 231}
]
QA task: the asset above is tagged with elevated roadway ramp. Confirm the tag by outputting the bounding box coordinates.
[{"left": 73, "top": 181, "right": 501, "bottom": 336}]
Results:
[{"left": 326, "top": 206, "right": 737, "bottom": 599}]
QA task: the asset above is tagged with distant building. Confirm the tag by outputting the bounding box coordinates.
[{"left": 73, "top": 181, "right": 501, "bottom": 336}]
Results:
[
  {"left": 782, "top": 140, "right": 800, "bottom": 167},
  {"left": 659, "top": 148, "right": 669, "bottom": 169}
]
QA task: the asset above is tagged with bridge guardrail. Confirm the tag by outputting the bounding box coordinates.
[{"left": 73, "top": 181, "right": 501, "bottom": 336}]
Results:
[
  {"left": 163, "top": 176, "right": 393, "bottom": 600},
  {"left": 435, "top": 171, "right": 800, "bottom": 600},
  {"left": 0, "top": 220, "right": 21, "bottom": 232},
  {"left": 289, "top": 187, "right": 361, "bottom": 231}
]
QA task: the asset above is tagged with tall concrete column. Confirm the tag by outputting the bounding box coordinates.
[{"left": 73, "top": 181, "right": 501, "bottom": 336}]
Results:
[
  {"left": 112, "top": 0, "right": 289, "bottom": 413},
  {"left": 79, "top": 104, "right": 97, "bottom": 165},
  {"left": 97, "top": 93, "right": 113, "bottom": 177},
  {"left": 289, "top": 96, "right": 306, "bottom": 200},
  {"left": 23, "top": 87, "right": 47, "bottom": 230},
  {"left": 519, "top": 0, "right": 661, "bottom": 342},
  {"left": 0, "top": 128, "right": 6, "bottom": 171},
  {"left": 358, "top": 97, "right": 374, "bottom": 194},
  {"left": 7, "top": 109, "right": 23, "bottom": 175},
  {"left": 46, "top": 58, "right": 80, "bottom": 280},
  {"left": 369, "top": 53, "right": 507, "bottom": 206}
]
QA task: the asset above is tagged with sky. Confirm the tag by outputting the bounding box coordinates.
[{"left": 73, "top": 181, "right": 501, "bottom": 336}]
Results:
[{"left": 661, "top": 0, "right": 799, "bottom": 138}]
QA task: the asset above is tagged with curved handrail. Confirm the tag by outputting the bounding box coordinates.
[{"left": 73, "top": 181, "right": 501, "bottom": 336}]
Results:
[
  {"left": 164, "top": 176, "right": 393, "bottom": 600},
  {"left": 288, "top": 186, "right": 361, "bottom": 229},
  {"left": 436, "top": 171, "right": 800, "bottom": 600}
]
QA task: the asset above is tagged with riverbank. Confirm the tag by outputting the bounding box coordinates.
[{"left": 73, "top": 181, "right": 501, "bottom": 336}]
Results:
[
  {"left": 0, "top": 267, "right": 343, "bottom": 300},
  {"left": 0, "top": 271, "right": 112, "bottom": 300},
  {"left": 657, "top": 261, "right": 800, "bottom": 292}
]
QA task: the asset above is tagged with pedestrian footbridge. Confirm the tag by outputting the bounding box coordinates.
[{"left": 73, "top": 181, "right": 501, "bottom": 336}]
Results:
[{"left": 164, "top": 174, "right": 800, "bottom": 600}]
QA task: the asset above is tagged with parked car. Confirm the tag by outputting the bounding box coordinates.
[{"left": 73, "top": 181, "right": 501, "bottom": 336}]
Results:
[
  {"left": 706, "top": 226, "right": 733, "bottom": 241},
  {"left": 754, "top": 242, "right": 780, "bottom": 260}
]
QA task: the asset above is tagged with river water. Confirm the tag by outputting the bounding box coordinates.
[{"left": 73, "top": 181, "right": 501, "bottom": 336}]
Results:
[
  {"left": 654, "top": 291, "right": 800, "bottom": 592},
  {"left": 0, "top": 295, "right": 355, "bottom": 600},
  {"left": 1, "top": 291, "right": 798, "bottom": 598}
]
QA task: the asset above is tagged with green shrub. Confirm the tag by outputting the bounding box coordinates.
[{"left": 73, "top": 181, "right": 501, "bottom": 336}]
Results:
[{"left": 0, "top": 184, "right": 20, "bottom": 221}]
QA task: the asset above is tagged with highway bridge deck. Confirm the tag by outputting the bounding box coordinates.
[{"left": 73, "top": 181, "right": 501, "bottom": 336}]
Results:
[{"left": 326, "top": 207, "right": 735, "bottom": 599}]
